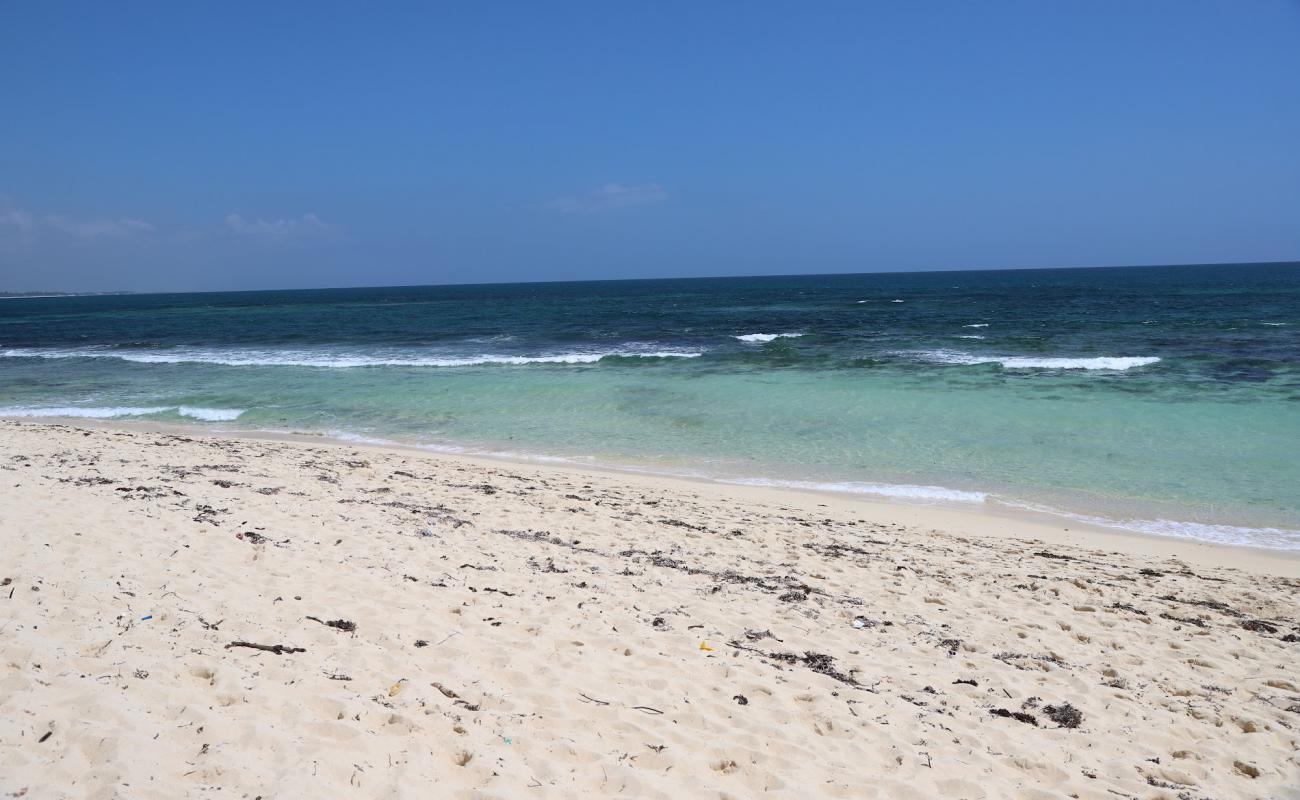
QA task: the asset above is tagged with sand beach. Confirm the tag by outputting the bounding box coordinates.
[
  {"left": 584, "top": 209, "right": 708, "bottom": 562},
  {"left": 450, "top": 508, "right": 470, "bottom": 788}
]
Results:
[{"left": 1, "top": 418, "right": 1297, "bottom": 798}]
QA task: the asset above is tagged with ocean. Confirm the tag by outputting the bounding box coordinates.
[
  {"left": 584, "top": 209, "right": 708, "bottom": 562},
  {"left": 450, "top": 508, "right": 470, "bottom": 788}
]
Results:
[{"left": 2, "top": 262, "right": 1297, "bottom": 549}]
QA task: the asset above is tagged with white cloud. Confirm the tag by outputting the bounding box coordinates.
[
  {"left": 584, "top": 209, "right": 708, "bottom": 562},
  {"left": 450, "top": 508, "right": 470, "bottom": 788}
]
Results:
[
  {"left": 546, "top": 183, "right": 668, "bottom": 214},
  {"left": 225, "top": 212, "right": 329, "bottom": 236},
  {"left": 0, "top": 201, "right": 154, "bottom": 241},
  {"left": 0, "top": 209, "right": 36, "bottom": 231},
  {"left": 44, "top": 216, "right": 155, "bottom": 237}
]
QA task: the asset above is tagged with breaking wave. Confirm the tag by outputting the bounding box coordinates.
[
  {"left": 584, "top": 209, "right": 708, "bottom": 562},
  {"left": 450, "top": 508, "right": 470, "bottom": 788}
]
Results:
[
  {"left": 909, "top": 350, "right": 1160, "bottom": 370},
  {"left": 0, "top": 346, "right": 703, "bottom": 368},
  {"left": 734, "top": 333, "right": 804, "bottom": 343},
  {"left": 0, "top": 405, "right": 246, "bottom": 421}
]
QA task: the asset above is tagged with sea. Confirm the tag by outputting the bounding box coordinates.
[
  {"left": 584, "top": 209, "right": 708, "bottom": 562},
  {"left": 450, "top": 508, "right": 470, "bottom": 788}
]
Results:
[{"left": 2, "top": 262, "right": 1298, "bottom": 549}]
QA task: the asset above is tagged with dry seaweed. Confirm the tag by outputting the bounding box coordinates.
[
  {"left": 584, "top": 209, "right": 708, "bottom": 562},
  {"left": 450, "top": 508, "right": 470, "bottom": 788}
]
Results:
[
  {"left": 306, "top": 616, "right": 357, "bottom": 633},
  {"left": 1043, "top": 702, "right": 1083, "bottom": 728},
  {"left": 989, "top": 708, "right": 1038, "bottom": 725}
]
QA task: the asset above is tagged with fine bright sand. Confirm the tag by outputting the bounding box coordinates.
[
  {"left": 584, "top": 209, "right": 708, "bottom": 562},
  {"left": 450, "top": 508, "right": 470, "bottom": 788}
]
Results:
[{"left": 1, "top": 419, "right": 1298, "bottom": 798}]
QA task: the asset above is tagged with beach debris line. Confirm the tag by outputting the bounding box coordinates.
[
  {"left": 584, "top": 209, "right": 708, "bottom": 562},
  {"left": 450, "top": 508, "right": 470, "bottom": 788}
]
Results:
[
  {"left": 1240, "top": 619, "right": 1278, "bottom": 634},
  {"left": 225, "top": 641, "right": 306, "bottom": 655},
  {"left": 729, "top": 640, "right": 863, "bottom": 687}
]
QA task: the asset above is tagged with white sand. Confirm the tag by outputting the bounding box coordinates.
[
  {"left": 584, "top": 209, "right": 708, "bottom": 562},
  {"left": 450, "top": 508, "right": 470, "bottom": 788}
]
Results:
[{"left": 2, "top": 419, "right": 1297, "bottom": 798}]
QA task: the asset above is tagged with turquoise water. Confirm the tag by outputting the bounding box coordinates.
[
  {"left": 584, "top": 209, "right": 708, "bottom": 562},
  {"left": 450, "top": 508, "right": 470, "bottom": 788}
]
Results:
[{"left": 2, "top": 263, "right": 1298, "bottom": 548}]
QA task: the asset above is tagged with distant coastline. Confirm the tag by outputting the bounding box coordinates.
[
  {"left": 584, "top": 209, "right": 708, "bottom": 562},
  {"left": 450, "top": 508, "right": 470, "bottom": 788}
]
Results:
[{"left": 0, "top": 291, "right": 135, "bottom": 299}]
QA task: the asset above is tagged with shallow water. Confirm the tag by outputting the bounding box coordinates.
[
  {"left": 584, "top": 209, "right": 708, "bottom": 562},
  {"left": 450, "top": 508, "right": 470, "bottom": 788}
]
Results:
[{"left": 3, "top": 263, "right": 1298, "bottom": 548}]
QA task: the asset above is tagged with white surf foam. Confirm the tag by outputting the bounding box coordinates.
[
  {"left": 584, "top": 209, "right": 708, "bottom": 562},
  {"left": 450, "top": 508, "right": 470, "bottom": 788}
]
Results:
[
  {"left": 910, "top": 350, "right": 1160, "bottom": 370},
  {"left": 177, "top": 406, "right": 245, "bottom": 421},
  {"left": 1000, "top": 500, "right": 1300, "bottom": 551},
  {"left": 955, "top": 335, "right": 986, "bottom": 340},
  {"left": 720, "top": 477, "right": 986, "bottom": 504},
  {"left": 733, "top": 333, "right": 804, "bottom": 343},
  {"left": 324, "top": 430, "right": 589, "bottom": 466},
  {"left": 0, "top": 405, "right": 245, "bottom": 421},
  {"left": 1, "top": 347, "right": 703, "bottom": 368},
  {"left": 0, "top": 406, "right": 171, "bottom": 419},
  {"left": 962, "top": 323, "right": 989, "bottom": 328}
]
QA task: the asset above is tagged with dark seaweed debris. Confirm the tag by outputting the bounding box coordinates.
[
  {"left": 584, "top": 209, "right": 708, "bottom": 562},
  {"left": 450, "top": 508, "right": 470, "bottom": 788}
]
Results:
[
  {"left": 728, "top": 641, "right": 861, "bottom": 687},
  {"left": 1160, "top": 595, "right": 1244, "bottom": 618},
  {"left": 1159, "top": 612, "right": 1208, "bottom": 628},
  {"left": 1240, "top": 619, "right": 1278, "bottom": 634},
  {"left": 1043, "top": 702, "right": 1083, "bottom": 728},
  {"left": 989, "top": 708, "right": 1038, "bottom": 726},
  {"left": 1034, "top": 550, "right": 1073, "bottom": 561},
  {"left": 1110, "top": 602, "right": 1147, "bottom": 616},
  {"left": 769, "top": 651, "right": 859, "bottom": 686},
  {"left": 306, "top": 616, "right": 357, "bottom": 633}
]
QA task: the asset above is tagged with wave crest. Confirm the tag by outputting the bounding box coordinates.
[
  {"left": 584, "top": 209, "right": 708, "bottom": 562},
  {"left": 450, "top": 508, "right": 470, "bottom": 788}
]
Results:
[
  {"left": 1, "top": 347, "right": 703, "bottom": 368},
  {"left": 734, "top": 333, "right": 803, "bottom": 343},
  {"left": 0, "top": 405, "right": 246, "bottom": 421},
  {"left": 910, "top": 350, "right": 1160, "bottom": 370}
]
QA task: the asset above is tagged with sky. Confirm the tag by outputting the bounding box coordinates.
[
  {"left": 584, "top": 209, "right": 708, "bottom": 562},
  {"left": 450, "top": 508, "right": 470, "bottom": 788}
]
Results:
[{"left": 1, "top": 1, "right": 1299, "bottom": 292}]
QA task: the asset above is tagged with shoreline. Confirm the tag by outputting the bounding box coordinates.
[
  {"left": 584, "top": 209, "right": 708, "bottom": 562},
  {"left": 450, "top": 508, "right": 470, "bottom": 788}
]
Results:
[{"left": 9, "top": 416, "right": 1298, "bottom": 576}]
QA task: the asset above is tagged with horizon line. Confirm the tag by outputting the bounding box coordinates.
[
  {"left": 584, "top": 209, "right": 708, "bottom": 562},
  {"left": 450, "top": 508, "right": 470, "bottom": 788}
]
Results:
[{"left": 4, "top": 258, "right": 1298, "bottom": 298}]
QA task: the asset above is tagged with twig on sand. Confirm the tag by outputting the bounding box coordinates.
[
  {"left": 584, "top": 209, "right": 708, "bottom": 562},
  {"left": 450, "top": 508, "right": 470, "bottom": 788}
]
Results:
[
  {"left": 225, "top": 641, "right": 305, "bottom": 655},
  {"left": 578, "top": 693, "right": 610, "bottom": 706}
]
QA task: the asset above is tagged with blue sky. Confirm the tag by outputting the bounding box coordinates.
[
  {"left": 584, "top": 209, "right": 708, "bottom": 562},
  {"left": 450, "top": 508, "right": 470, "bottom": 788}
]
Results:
[{"left": 2, "top": 1, "right": 1298, "bottom": 292}]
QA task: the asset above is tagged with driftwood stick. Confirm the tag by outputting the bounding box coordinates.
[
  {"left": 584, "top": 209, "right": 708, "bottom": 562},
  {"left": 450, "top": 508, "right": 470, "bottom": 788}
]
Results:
[{"left": 225, "top": 641, "right": 305, "bottom": 655}]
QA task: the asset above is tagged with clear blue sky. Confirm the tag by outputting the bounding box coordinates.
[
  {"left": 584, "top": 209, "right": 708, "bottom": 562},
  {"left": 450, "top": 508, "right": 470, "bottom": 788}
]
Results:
[{"left": 2, "top": 1, "right": 1298, "bottom": 292}]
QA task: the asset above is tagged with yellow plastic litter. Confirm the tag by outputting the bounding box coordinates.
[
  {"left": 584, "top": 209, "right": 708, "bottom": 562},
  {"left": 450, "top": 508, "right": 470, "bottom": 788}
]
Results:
[
  {"left": 389, "top": 679, "right": 406, "bottom": 697},
  {"left": 699, "top": 642, "right": 715, "bottom": 652}
]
